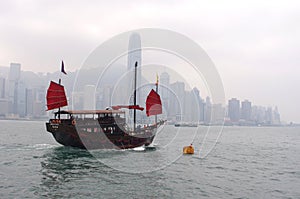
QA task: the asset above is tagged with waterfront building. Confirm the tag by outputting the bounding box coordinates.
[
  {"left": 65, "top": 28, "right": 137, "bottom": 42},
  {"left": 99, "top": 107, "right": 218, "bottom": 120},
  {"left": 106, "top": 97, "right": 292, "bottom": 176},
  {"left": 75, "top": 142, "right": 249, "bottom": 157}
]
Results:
[
  {"left": 8, "top": 63, "right": 21, "bottom": 114},
  {"left": 241, "top": 100, "right": 252, "bottom": 121},
  {"left": 228, "top": 98, "right": 240, "bottom": 122}
]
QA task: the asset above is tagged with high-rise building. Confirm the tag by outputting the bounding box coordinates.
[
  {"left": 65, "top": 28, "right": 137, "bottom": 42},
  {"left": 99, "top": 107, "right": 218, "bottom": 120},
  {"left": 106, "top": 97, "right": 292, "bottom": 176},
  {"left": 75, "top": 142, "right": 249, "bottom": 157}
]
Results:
[
  {"left": 127, "top": 33, "right": 142, "bottom": 104},
  {"left": 204, "top": 96, "right": 212, "bottom": 123},
  {"left": 25, "top": 88, "right": 34, "bottom": 117},
  {"left": 241, "top": 100, "right": 252, "bottom": 121},
  {"left": 251, "top": 105, "right": 266, "bottom": 124},
  {"left": 228, "top": 98, "right": 240, "bottom": 122},
  {"left": 71, "top": 91, "right": 84, "bottom": 110},
  {"left": 84, "top": 85, "right": 96, "bottom": 110},
  {"left": 160, "top": 72, "right": 170, "bottom": 118},
  {"left": 190, "top": 87, "right": 201, "bottom": 122},
  {"left": 103, "top": 85, "right": 112, "bottom": 108},
  {"left": 170, "top": 81, "right": 185, "bottom": 121},
  {"left": 160, "top": 72, "right": 170, "bottom": 100},
  {"left": 17, "top": 81, "right": 26, "bottom": 117},
  {"left": 0, "top": 99, "right": 9, "bottom": 116},
  {"left": 183, "top": 90, "right": 192, "bottom": 122},
  {"left": 211, "top": 103, "right": 225, "bottom": 124},
  {"left": 265, "top": 107, "right": 273, "bottom": 124},
  {"left": 8, "top": 63, "right": 21, "bottom": 114},
  {"left": 273, "top": 106, "right": 281, "bottom": 125},
  {"left": 0, "top": 76, "right": 5, "bottom": 98}
]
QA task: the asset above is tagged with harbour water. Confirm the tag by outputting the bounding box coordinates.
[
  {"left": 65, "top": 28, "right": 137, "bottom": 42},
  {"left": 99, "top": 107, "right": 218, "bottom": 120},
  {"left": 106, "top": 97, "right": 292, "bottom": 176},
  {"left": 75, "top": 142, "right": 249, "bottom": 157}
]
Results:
[{"left": 0, "top": 120, "right": 299, "bottom": 198}]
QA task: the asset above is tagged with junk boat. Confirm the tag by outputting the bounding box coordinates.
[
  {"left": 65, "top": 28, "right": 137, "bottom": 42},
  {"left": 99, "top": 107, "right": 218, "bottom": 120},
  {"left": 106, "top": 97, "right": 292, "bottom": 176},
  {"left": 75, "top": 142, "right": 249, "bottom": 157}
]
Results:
[{"left": 45, "top": 62, "right": 165, "bottom": 149}]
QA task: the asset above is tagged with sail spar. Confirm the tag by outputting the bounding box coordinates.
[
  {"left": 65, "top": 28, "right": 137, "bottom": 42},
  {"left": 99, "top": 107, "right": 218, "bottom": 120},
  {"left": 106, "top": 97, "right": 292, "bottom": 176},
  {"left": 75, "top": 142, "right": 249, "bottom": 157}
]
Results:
[
  {"left": 46, "top": 81, "right": 68, "bottom": 110},
  {"left": 146, "top": 89, "right": 162, "bottom": 117},
  {"left": 112, "top": 105, "right": 144, "bottom": 111}
]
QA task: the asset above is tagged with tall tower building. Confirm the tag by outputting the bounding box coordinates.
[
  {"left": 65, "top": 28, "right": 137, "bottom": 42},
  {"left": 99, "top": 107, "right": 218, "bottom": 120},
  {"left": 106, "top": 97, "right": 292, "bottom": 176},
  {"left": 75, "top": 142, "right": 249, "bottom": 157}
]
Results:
[
  {"left": 8, "top": 63, "right": 21, "bottom": 114},
  {"left": 273, "top": 106, "right": 281, "bottom": 125},
  {"left": 160, "top": 72, "right": 170, "bottom": 97},
  {"left": 160, "top": 72, "right": 170, "bottom": 118},
  {"left": 241, "top": 100, "right": 252, "bottom": 121},
  {"left": 17, "top": 81, "right": 26, "bottom": 117},
  {"left": 0, "top": 76, "right": 5, "bottom": 98},
  {"left": 204, "top": 96, "right": 212, "bottom": 123},
  {"left": 265, "top": 107, "right": 273, "bottom": 124},
  {"left": 228, "top": 98, "right": 240, "bottom": 122},
  {"left": 127, "top": 33, "right": 142, "bottom": 105},
  {"left": 211, "top": 103, "right": 225, "bottom": 124},
  {"left": 25, "top": 88, "right": 34, "bottom": 117},
  {"left": 190, "top": 87, "right": 201, "bottom": 122},
  {"left": 83, "top": 85, "right": 96, "bottom": 110},
  {"left": 170, "top": 81, "right": 185, "bottom": 121}
]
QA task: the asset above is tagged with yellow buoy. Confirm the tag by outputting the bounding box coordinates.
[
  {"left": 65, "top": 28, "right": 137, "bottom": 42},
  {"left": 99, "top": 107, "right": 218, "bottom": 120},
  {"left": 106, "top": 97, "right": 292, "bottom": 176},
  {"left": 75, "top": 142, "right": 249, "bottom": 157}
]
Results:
[{"left": 183, "top": 144, "right": 194, "bottom": 154}]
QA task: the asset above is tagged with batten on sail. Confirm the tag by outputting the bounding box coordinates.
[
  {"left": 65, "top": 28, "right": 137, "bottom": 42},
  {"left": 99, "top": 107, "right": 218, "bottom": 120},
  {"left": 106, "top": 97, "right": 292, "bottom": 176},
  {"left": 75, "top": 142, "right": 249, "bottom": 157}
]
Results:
[
  {"left": 146, "top": 89, "right": 162, "bottom": 117},
  {"left": 46, "top": 81, "right": 68, "bottom": 110}
]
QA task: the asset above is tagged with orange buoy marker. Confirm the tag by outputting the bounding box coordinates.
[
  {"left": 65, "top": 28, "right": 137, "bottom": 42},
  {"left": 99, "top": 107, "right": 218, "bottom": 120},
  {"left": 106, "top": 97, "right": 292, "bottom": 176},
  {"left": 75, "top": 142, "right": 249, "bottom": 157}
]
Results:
[{"left": 183, "top": 144, "right": 194, "bottom": 154}]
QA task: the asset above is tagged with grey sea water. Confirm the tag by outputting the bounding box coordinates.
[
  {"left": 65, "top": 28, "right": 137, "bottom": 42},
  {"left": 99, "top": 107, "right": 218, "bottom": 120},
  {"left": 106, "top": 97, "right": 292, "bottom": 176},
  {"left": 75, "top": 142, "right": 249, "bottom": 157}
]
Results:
[{"left": 0, "top": 120, "right": 299, "bottom": 198}]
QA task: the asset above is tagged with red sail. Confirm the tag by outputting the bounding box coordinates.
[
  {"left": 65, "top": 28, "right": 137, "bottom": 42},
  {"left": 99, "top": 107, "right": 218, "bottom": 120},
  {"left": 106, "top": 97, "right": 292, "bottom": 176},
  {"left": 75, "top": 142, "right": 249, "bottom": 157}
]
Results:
[
  {"left": 146, "top": 89, "right": 162, "bottom": 117},
  {"left": 112, "top": 105, "right": 144, "bottom": 111},
  {"left": 46, "top": 81, "right": 68, "bottom": 110}
]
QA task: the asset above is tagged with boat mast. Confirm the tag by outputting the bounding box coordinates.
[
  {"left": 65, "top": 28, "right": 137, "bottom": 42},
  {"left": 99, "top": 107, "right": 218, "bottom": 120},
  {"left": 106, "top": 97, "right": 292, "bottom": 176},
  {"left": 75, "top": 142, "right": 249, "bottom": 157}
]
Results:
[
  {"left": 133, "top": 61, "right": 138, "bottom": 132},
  {"left": 155, "top": 75, "right": 158, "bottom": 125},
  {"left": 58, "top": 78, "right": 61, "bottom": 119}
]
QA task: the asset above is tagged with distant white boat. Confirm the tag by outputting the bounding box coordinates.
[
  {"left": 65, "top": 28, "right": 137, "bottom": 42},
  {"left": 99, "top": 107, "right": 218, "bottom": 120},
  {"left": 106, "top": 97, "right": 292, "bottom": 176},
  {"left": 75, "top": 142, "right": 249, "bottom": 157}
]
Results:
[{"left": 174, "top": 123, "right": 198, "bottom": 127}]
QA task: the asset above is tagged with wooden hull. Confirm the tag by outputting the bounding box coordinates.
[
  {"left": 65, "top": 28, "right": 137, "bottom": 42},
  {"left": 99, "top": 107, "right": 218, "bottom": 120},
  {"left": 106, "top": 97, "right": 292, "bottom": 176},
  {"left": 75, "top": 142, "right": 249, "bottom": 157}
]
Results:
[{"left": 46, "top": 119, "right": 156, "bottom": 150}]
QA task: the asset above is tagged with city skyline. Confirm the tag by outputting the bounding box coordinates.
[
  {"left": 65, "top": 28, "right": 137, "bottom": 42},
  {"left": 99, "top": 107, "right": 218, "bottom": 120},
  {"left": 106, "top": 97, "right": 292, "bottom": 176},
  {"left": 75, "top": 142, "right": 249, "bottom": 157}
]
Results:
[{"left": 0, "top": 63, "right": 284, "bottom": 125}]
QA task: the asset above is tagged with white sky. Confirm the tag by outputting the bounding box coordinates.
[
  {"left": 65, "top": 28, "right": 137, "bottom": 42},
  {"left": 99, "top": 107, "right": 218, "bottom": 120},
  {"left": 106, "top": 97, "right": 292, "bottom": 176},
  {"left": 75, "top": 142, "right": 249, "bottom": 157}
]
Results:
[{"left": 0, "top": 0, "right": 299, "bottom": 122}]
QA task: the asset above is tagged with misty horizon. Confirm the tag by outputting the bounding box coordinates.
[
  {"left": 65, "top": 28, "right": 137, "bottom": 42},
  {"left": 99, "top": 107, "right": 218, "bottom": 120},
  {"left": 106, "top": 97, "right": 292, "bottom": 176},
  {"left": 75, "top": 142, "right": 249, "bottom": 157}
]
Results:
[{"left": 0, "top": 1, "right": 299, "bottom": 123}]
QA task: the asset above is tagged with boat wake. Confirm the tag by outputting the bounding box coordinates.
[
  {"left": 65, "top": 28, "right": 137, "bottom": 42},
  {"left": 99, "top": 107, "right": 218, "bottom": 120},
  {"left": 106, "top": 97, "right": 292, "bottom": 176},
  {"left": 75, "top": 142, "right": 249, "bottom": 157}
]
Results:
[
  {"left": 132, "top": 144, "right": 158, "bottom": 152},
  {"left": 29, "top": 143, "right": 58, "bottom": 150}
]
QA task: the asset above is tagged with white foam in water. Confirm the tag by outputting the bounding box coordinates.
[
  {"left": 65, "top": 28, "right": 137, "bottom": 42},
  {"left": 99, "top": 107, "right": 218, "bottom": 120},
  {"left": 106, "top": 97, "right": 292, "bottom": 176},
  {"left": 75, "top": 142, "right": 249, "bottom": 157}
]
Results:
[
  {"left": 132, "top": 146, "right": 145, "bottom": 151},
  {"left": 30, "top": 144, "right": 57, "bottom": 150}
]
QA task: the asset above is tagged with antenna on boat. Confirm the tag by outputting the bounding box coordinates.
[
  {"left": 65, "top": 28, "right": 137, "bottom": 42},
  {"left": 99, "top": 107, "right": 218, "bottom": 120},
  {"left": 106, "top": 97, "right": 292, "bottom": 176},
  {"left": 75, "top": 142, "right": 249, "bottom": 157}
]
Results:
[{"left": 133, "top": 61, "right": 138, "bottom": 132}]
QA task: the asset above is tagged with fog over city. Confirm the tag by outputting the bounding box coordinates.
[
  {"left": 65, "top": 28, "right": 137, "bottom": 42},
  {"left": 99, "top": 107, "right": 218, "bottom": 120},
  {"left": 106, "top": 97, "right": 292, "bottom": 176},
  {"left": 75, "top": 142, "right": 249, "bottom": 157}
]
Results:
[{"left": 0, "top": 1, "right": 299, "bottom": 123}]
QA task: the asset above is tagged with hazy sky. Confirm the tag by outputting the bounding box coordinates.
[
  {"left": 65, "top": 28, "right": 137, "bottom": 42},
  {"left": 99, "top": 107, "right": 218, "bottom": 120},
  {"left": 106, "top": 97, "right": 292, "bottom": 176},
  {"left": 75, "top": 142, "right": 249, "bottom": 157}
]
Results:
[{"left": 0, "top": 0, "right": 299, "bottom": 122}]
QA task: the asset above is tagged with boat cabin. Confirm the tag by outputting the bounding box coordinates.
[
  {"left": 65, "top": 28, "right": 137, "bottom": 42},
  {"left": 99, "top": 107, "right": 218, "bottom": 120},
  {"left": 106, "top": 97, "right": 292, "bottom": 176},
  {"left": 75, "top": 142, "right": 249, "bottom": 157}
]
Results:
[{"left": 51, "top": 110, "right": 126, "bottom": 125}]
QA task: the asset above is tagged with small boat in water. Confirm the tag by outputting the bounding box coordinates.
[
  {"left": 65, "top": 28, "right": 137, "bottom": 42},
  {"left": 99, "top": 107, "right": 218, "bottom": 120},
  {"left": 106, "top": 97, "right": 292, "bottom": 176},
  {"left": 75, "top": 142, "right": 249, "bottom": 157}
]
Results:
[
  {"left": 175, "top": 123, "right": 198, "bottom": 127},
  {"left": 183, "top": 144, "right": 194, "bottom": 154}
]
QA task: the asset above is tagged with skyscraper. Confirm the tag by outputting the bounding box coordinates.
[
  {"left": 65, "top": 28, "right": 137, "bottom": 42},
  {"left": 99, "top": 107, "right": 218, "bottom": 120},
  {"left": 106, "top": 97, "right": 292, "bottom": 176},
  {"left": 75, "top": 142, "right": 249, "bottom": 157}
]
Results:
[
  {"left": 228, "top": 98, "right": 240, "bottom": 122},
  {"left": 211, "top": 103, "right": 225, "bottom": 124},
  {"left": 8, "top": 63, "right": 21, "bottom": 114},
  {"left": 170, "top": 81, "right": 185, "bottom": 121},
  {"left": 241, "top": 100, "right": 252, "bottom": 121},
  {"left": 127, "top": 33, "right": 142, "bottom": 104},
  {"left": 160, "top": 72, "right": 170, "bottom": 98},
  {"left": 0, "top": 76, "right": 5, "bottom": 98},
  {"left": 160, "top": 72, "right": 170, "bottom": 118},
  {"left": 25, "top": 88, "right": 34, "bottom": 117},
  {"left": 84, "top": 85, "right": 96, "bottom": 110},
  {"left": 204, "top": 96, "right": 212, "bottom": 123},
  {"left": 190, "top": 87, "right": 201, "bottom": 122}
]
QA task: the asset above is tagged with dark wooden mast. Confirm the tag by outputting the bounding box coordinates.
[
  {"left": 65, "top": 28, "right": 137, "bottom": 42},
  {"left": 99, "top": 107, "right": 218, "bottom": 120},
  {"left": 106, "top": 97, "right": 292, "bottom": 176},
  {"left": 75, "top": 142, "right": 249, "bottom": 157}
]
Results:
[
  {"left": 155, "top": 76, "right": 158, "bottom": 125},
  {"left": 133, "top": 61, "right": 138, "bottom": 131},
  {"left": 58, "top": 78, "right": 61, "bottom": 119}
]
